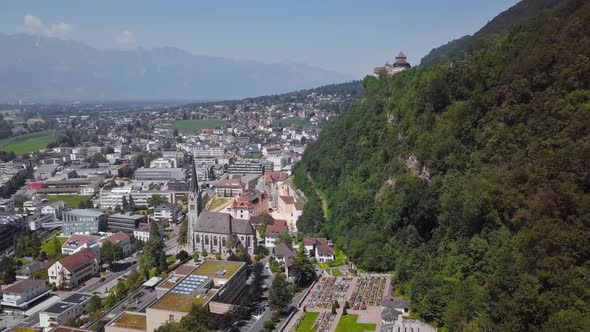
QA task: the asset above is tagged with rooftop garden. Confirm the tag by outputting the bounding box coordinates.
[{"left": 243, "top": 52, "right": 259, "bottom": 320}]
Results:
[
  {"left": 192, "top": 260, "right": 243, "bottom": 279},
  {"left": 112, "top": 312, "right": 147, "bottom": 330},
  {"left": 150, "top": 292, "right": 212, "bottom": 312}
]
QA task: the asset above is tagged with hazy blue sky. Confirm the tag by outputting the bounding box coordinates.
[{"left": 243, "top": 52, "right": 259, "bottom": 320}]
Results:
[{"left": 0, "top": 0, "right": 517, "bottom": 76}]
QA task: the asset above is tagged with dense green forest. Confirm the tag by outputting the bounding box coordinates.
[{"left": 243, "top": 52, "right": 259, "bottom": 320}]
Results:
[{"left": 294, "top": 0, "right": 590, "bottom": 331}]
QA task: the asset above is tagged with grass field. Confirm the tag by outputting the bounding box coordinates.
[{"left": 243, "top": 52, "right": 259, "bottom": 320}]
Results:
[
  {"left": 209, "top": 197, "right": 231, "bottom": 210},
  {"left": 275, "top": 117, "right": 308, "bottom": 127},
  {"left": 296, "top": 312, "right": 319, "bottom": 332},
  {"left": 163, "top": 119, "right": 224, "bottom": 131},
  {"left": 0, "top": 130, "right": 57, "bottom": 154},
  {"left": 48, "top": 194, "right": 92, "bottom": 208},
  {"left": 41, "top": 236, "right": 68, "bottom": 254},
  {"left": 331, "top": 268, "right": 343, "bottom": 276},
  {"left": 335, "top": 315, "right": 376, "bottom": 332}
]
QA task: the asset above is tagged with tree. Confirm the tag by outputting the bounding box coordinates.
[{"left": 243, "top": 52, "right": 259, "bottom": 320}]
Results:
[
  {"left": 87, "top": 295, "right": 103, "bottom": 318},
  {"left": 0, "top": 257, "right": 16, "bottom": 284},
  {"left": 291, "top": 242, "right": 316, "bottom": 287},
  {"left": 126, "top": 269, "right": 143, "bottom": 291},
  {"left": 122, "top": 195, "right": 129, "bottom": 212},
  {"left": 178, "top": 217, "right": 188, "bottom": 245},
  {"left": 176, "top": 250, "right": 189, "bottom": 261},
  {"left": 269, "top": 273, "right": 292, "bottom": 313},
  {"left": 148, "top": 194, "right": 168, "bottom": 207},
  {"left": 101, "top": 241, "right": 124, "bottom": 267},
  {"left": 46, "top": 237, "right": 63, "bottom": 260}
]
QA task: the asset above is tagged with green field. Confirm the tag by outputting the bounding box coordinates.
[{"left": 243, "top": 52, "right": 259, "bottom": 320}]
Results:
[
  {"left": 164, "top": 119, "right": 224, "bottom": 131},
  {"left": 0, "top": 130, "right": 57, "bottom": 154},
  {"left": 296, "top": 312, "right": 319, "bottom": 332},
  {"left": 275, "top": 117, "right": 308, "bottom": 127},
  {"left": 48, "top": 194, "right": 92, "bottom": 209},
  {"left": 335, "top": 315, "right": 376, "bottom": 332},
  {"left": 41, "top": 236, "right": 68, "bottom": 254}
]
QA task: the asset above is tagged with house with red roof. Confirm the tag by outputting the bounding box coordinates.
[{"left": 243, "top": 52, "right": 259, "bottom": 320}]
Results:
[
  {"left": 229, "top": 191, "right": 269, "bottom": 220},
  {"left": 0, "top": 279, "right": 48, "bottom": 309},
  {"left": 215, "top": 179, "right": 245, "bottom": 197},
  {"left": 61, "top": 234, "right": 101, "bottom": 255},
  {"left": 264, "top": 219, "right": 288, "bottom": 248},
  {"left": 48, "top": 248, "right": 100, "bottom": 289},
  {"left": 101, "top": 232, "right": 131, "bottom": 256}
]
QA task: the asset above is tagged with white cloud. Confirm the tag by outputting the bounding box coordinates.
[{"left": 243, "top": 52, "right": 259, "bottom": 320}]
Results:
[
  {"left": 116, "top": 30, "right": 138, "bottom": 46},
  {"left": 24, "top": 14, "right": 73, "bottom": 37}
]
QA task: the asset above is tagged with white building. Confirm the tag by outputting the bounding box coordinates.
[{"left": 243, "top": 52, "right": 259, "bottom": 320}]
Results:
[
  {"left": 48, "top": 248, "right": 100, "bottom": 289},
  {"left": 133, "top": 223, "right": 153, "bottom": 242},
  {"left": 39, "top": 293, "right": 94, "bottom": 330},
  {"left": 41, "top": 201, "right": 66, "bottom": 220},
  {"left": 0, "top": 197, "right": 15, "bottom": 212},
  {"left": 153, "top": 203, "right": 183, "bottom": 224},
  {"left": 0, "top": 279, "right": 48, "bottom": 310},
  {"left": 27, "top": 213, "right": 54, "bottom": 231},
  {"left": 150, "top": 158, "right": 176, "bottom": 168}
]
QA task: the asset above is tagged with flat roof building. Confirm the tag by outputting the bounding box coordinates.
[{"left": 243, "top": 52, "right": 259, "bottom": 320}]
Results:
[{"left": 62, "top": 209, "right": 107, "bottom": 236}]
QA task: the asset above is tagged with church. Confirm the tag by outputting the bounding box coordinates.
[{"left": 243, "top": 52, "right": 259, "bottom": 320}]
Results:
[{"left": 187, "top": 157, "right": 256, "bottom": 256}]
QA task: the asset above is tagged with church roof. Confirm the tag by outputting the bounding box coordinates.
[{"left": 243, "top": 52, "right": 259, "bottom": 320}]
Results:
[{"left": 194, "top": 211, "right": 254, "bottom": 235}]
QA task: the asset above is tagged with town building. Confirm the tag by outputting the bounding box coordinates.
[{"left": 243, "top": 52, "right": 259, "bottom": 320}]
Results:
[
  {"left": 39, "top": 293, "right": 94, "bottom": 330},
  {"left": 102, "top": 232, "right": 132, "bottom": 256},
  {"left": 27, "top": 212, "right": 54, "bottom": 231},
  {"left": 62, "top": 209, "right": 107, "bottom": 235},
  {"left": 153, "top": 203, "right": 183, "bottom": 224},
  {"left": 0, "top": 197, "right": 15, "bottom": 212},
  {"left": 0, "top": 279, "right": 48, "bottom": 310},
  {"left": 108, "top": 212, "right": 148, "bottom": 232},
  {"left": 229, "top": 191, "right": 268, "bottom": 220},
  {"left": 215, "top": 179, "right": 244, "bottom": 197},
  {"left": 315, "top": 244, "right": 335, "bottom": 263},
  {"left": 227, "top": 161, "right": 265, "bottom": 175},
  {"left": 61, "top": 234, "right": 101, "bottom": 255},
  {"left": 48, "top": 248, "right": 100, "bottom": 289},
  {"left": 41, "top": 200, "right": 66, "bottom": 220},
  {"left": 135, "top": 167, "right": 185, "bottom": 181},
  {"left": 144, "top": 260, "right": 248, "bottom": 332},
  {"left": 264, "top": 219, "right": 288, "bottom": 248}
]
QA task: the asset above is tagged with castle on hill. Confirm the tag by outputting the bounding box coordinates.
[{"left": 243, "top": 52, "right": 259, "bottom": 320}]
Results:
[{"left": 374, "top": 51, "right": 411, "bottom": 76}]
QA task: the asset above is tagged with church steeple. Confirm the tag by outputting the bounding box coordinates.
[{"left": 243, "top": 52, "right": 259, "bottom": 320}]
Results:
[
  {"left": 187, "top": 155, "right": 201, "bottom": 253},
  {"left": 189, "top": 155, "right": 201, "bottom": 214}
]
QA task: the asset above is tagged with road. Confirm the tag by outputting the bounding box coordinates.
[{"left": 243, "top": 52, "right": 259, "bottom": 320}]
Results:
[
  {"left": 81, "top": 261, "right": 137, "bottom": 293},
  {"left": 243, "top": 256, "right": 275, "bottom": 332}
]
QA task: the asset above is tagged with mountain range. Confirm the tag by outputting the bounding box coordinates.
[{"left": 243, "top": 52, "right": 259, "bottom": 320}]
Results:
[{"left": 0, "top": 33, "right": 354, "bottom": 102}]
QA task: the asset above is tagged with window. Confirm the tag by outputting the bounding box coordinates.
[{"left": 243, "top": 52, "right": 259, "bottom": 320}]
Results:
[
  {"left": 222, "top": 237, "right": 226, "bottom": 247},
  {"left": 205, "top": 236, "right": 209, "bottom": 245},
  {"left": 169, "top": 315, "right": 175, "bottom": 322},
  {"left": 214, "top": 237, "right": 218, "bottom": 246},
  {"left": 196, "top": 234, "right": 200, "bottom": 243}
]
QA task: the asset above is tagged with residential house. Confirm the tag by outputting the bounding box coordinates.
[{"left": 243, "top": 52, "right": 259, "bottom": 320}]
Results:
[
  {"left": 264, "top": 219, "right": 288, "bottom": 248},
  {"left": 48, "top": 248, "right": 100, "bottom": 289},
  {"left": 39, "top": 293, "right": 94, "bottom": 330},
  {"left": 0, "top": 279, "right": 48, "bottom": 309},
  {"left": 41, "top": 201, "right": 67, "bottom": 220}
]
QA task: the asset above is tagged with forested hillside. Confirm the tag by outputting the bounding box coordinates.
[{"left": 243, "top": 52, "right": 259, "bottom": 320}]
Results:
[{"left": 294, "top": 0, "right": 590, "bottom": 330}]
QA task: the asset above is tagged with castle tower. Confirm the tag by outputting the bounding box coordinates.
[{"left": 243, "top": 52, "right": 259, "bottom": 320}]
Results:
[{"left": 187, "top": 155, "right": 201, "bottom": 253}]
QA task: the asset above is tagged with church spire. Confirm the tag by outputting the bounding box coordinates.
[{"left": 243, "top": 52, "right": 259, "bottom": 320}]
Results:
[{"left": 190, "top": 155, "right": 199, "bottom": 195}]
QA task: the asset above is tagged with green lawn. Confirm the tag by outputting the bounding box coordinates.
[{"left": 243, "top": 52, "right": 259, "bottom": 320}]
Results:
[
  {"left": 17, "top": 258, "right": 32, "bottom": 265},
  {"left": 0, "top": 130, "right": 58, "bottom": 154},
  {"left": 163, "top": 119, "right": 224, "bottom": 131},
  {"left": 296, "top": 312, "right": 319, "bottom": 332},
  {"left": 335, "top": 315, "right": 376, "bottom": 332},
  {"left": 275, "top": 117, "right": 308, "bottom": 127},
  {"left": 48, "top": 194, "right": 91, "bottom": 209},
  {"left": 41, "top": 236, "right": 68, "bottom": 254},
  {"left": 331, "top": 268, "right": 343, "bottom": 276},
  {"left": 209, "top": 197, "right": 231, "bottom": 210}
]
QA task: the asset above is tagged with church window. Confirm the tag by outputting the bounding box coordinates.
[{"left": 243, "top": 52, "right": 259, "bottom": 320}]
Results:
[
  {"left": 190, "top": 205, "right": 195, "bottom": 210},
  {"left": 247, "top": 237, "right": 250, "bottom": 247},
  {"left": 196, "top": 234, "right": 200, "bottom": 243},
  {"left": 214, "top": 237, "right": 218, "bottom": 246},
  {"left": 205, "top": 236, "right": 209, "bottom": 245},
  {"left": 222, "top": 237, "right": 227, "bottom": 247}
]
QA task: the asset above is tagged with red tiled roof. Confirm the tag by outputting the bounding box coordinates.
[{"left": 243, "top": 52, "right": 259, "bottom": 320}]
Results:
[
  {"left": 266, "top": 223, "right": 288, "bottom": 237},
  {"left": 316, "top": 244, "right": 334, "bottom": 256},
  {"left": 3, "top": 279, "right": 46, "bottom": 294},
  {"left": 263, "top": 172, "right": 289, "bottom": 183},
  {"left": 103, "top": 232, "right": 130, "bottom": 244},
  {"left": 59, "top": 248, "right": 98, "bottom": 272},
  {"left": 218, "top": 179, "right": 244, "bottom": 188},
  {"left": 304, "top": 238, "right": 329, "bottom": 246},
  {"left": 280, "top": 195, "right": 295, "bottom": 204}
]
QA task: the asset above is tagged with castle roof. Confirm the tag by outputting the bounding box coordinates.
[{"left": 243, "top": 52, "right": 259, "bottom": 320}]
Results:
[{"left": 396, "top": 51, "right": 407, "bottom": 59}]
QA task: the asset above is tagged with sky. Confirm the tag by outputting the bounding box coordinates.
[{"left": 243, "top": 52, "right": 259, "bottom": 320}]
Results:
[{"left": 0, "top": 0, "right": 518, "bottom": 77}]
